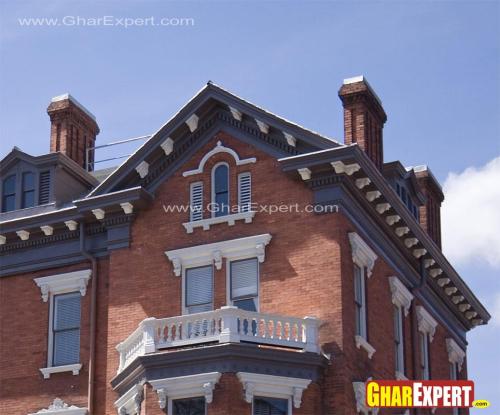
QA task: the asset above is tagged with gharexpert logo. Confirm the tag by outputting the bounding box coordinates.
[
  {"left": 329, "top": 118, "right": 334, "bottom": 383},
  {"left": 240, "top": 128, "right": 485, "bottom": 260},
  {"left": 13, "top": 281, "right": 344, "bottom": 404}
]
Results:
[{"left": 366, "top": 380, "right": 476, "bottom": 408}]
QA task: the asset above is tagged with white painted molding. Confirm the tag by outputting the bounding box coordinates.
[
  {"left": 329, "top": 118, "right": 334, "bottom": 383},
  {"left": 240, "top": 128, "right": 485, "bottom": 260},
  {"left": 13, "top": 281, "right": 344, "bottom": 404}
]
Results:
[
  {"left": 165, "top": 234, "right": 272, "bottom": 277},
  {"left": 237, "top": 372, "right": 311, "bottom": 409},
  {"left": 465, "top": 311, "right": 477, "bottom": 319},
  {"left": 120, "top": 202, "right": 134, "bottom": 214},
  {"left": 355, "top": 177, "right": 371, "bottom": 189},
  {"left": 182, "top": 141, "right": 256, "bottom": 177},
  {"left": 416, "top": 306, "right": 438, "bottom": 342},
  {"left": 39, "top": 363, "right": 82, "bottom": 379},
  {"left": 41, "top": 225, "right": 54, "bottom": 236},
  {"left": 413, "top": 248, "right": 427, "bottom": 258},
  {"left": 92, "top": 208, "right": 105, "bottom": 220},
  {"left": 149, "top": 372, "right": 221, "bottom": 408},
  {"left": 331, "top": 161, "right": 361, "bottom": 176},
  {"left": 183, "top": 210, "right": 255, "bottom": 233},
  {"left": 135, "top": 161, "right": 149, "bottom": 179},
  {"left": 385, "top": 215, "right": 401, "bottom": 225},
  {"left": 458, "top": 303, "right": 471, "bottom": 312},
  {"left": 376, "top": 203, "right": 390, "bottom": 214},
  {"left": 297, "top": 168, "right": 311, "bottom": 181},
  {"left": 352, "top": 381, "right": 379, "bottom": 415},
  {"left": 445, "top": 287, "right": 458, "bottom": 296},
  {"left": 355, "top": 335, "right": 376, "bottom": 359},
  {"left": 34, "top": 269, "right": 92, "bottom": 302},
  {"left": 437, "top": 277, "right": 450, "bottom": 287},
  {"left": 446, "top": 338, "right": 466, "bottom": 372},
  {"left": 185, "top": 114, "right": 199, "bottom": 132},
  {"left": 395, "top": 226, "right": 410, "bottom": 237},
  {"left": 255, "top": 119, "right": 269, "bottom": 134},
  {"left": 28, "top": 398, "right": 87, "bottom": 415},
  {"left": 366, "top": 190, "right": 381, "bottom": 202},
  {"left": 348, "top": 232, "right": 378, "bottom": 277},
  {"left": 160, "top": 137, "right": 174, "bottom": 156},
  {"left": 65, "top": 220, "right": 78, "bottom": 231},
  {"left": 114, "top": 383, "right": 144, "bottom": 415},
  {"left": 16, "top": 230, "right": 30, "bottom": 240},
  {"left": 424, "top": 258, "right": 435, "bottom": 268},
  {"left": 429, "top": 268, "right": 443, "bottom": 278},
  {"left": 452, "top": 295, "right": 464, "bottom": 304},
  {"left": 0, "top": 235, "right": 5, "bottom": 244},
  {"left": 404, "top": 237, "right": 418, "bottom": 248},
  {"left": 388, "top": 276, "right": 414, "bottom": 316},
  {"left": 283, "top": 132, "right": 296, "bottom": 147},
  {"left": 229, "top": 106, "right": 242, "bottom": 121}
]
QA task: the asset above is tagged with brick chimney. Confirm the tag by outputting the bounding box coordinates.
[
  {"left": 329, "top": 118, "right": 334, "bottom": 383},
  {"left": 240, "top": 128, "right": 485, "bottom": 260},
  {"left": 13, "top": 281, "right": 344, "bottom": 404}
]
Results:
[
  {"left": 47, "top": 94, "right": 99, "bottom": 171},
  {"left": 338, "top": 76, "right": 387, "bottom": 170},
  {"left": 414, "top": 166, "right": 444, "bottom": 248}
]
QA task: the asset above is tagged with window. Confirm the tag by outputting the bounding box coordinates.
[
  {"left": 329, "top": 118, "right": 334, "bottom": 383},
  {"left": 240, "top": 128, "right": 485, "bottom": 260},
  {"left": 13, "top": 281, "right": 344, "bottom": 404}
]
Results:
[
  {"left": 253, "top": 396, "right": 289, "bottom": 415},
  {"left": 185, "top": 265, "right": 213, "bottom": 314},
  {"left": 190, "top": 181, "right": 204, "bottom": 221},
  {"left": 394, "top": 305, "right": 405, "bottom": 375},
  {"left": 212, "top": 163, "right": 229, "bottom": 217},
  {"left": 2, "top": 174, "right": 16, "bottom": 212},
  {"left": 354, "top": 264, "right": 367, "bottom": 339},
  {"left": 172, "top": 397, "right": 206, "bottom": 415},
  {"left": 230, "top": 257, "right": 258, "bottom": 312},
  {"left": 21, "top": 171, "right": 35, "bottom": 208},
  {"left": 419, "top": 331, "right": 430, "bottom": 380},
  {"left": 238, "top": 172, "right": 252, "bottom": 212},
  {"left": 52, "top": 292, "right": 81, "bottom": 366}
]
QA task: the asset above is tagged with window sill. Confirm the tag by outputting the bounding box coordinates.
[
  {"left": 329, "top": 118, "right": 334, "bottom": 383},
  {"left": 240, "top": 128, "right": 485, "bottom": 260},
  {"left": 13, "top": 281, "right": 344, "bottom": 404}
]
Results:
[
  {"left": 355, "top": 335, "right": 376, "bottom": 359},
  {"left": 396, "top": 371, "right": 408, "bottom": 380},
  {"left": 39, "top": 363, "right": 82, "bottom": 379},
  {"left": 183, "top": 211, "right": 255, "bottom": 233}
]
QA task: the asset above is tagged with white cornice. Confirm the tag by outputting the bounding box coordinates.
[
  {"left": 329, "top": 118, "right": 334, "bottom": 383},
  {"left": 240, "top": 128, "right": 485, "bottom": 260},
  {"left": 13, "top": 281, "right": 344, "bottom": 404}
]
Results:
[
  {"left": 28, "top": 398, "right": 87, "bottom": 415},
  {"left": 237, "top": 372, "right": 311, "bottom": 409},
  {"left": 149, "top": 372, "right": 221, "bottom": 408},
  {"left": 182, "top": 141, "right": 256, "bottom": 177},
  {"left": 446, "top": 338, "right": 466, "bottom": 371},
  {"left": 34, "top": 269, "right": 91, "bottom": 302},
  {"left": 348, "top": 233, "right": 378, "bottom": 277},
  {"left": 416, "top": 306, "right": 438, "bottom": 342},
  {"left": 165, "top": 234, "right": 271, "bottom": 276},
  {"left": 388, "top": 276, "right": 414, "bottom": 316}
]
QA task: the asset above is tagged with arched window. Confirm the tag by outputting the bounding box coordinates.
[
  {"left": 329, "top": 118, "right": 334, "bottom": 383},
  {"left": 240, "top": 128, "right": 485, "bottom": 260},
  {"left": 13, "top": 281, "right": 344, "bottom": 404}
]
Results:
[
  {"left": 22, "top": 172, "right": 35, "bottom": 209},
  {"left": 2, "top": 175, "right": 16, "bottom": 212},
  {"left": 212, "top": 163, "right": 229, "bottom": 217}
]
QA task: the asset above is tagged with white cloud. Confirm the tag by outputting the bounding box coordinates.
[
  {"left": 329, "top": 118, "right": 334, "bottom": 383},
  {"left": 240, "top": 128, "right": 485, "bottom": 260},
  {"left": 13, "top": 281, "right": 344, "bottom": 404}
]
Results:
[{"left": 441, "top": 156, "right": 500, "bottom": 268}]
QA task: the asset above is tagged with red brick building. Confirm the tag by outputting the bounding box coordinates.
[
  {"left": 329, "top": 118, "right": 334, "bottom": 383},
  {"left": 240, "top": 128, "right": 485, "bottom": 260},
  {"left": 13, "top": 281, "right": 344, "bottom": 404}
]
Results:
[{"left": 0, "top": 77, "right": 489, "bottom": 415}]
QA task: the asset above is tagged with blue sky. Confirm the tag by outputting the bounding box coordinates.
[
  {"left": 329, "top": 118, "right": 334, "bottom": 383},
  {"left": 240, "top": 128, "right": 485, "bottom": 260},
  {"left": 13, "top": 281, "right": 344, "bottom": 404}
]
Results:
[{"left": 1, "top": 0, "right": 499, "bottom": 410}]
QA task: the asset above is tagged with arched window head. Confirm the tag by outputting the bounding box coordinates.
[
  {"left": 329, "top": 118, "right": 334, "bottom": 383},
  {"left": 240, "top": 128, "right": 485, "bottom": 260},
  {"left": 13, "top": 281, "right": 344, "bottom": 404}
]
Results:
[
  {"left": 22, "top": 172, "right": 35, "bottom": 208},
  {"left": 213, "top": 163, "right": 229, "bottom": 217},
  {"left": 2, "top": 175, "right": 16, "bottom": 212}
]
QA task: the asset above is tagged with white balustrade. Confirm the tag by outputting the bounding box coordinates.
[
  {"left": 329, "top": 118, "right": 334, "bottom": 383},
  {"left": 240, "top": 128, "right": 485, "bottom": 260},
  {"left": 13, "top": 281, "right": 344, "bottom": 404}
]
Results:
[{"left": 116, "top": 307, "right": 320, "bottom": 373}]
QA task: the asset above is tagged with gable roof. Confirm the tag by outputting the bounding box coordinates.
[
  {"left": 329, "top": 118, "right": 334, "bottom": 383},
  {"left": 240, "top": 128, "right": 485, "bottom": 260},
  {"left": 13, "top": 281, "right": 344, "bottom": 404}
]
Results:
[{"left": 88, "top": 82, "right": 341, "bottom": 197}]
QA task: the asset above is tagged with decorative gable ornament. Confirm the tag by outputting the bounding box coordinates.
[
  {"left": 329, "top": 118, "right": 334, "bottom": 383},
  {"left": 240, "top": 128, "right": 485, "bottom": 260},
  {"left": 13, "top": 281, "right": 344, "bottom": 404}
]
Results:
[
  {"left": 388, "top": 276, "right": 414, "bottom": 316},
  {"left": 182, "top": 141, "right": 256, "bottom": 177},
  {"left": 28, "top": 398, "right": 87, "bottom": 415},
  {"left": 348, "top": 233, "right": 378, "bottom": 277}
]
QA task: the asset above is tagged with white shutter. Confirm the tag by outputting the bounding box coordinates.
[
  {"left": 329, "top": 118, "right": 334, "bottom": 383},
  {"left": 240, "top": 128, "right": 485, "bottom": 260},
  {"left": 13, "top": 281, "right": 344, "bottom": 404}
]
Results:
[
  {"left": 238, "top": 173, "right": 251, "bottom": 212},
  {"left": 231, "top": 258, "right": 258, "bottom": 299},
  {"left": 190, "top": 182, "right": 203, "bottom": 221},
  {"left": 53, "top": 293, "right": 81, "bottom": 366},
  {"left": 186, "top": 265, "right": 213, "bottom": 314}
]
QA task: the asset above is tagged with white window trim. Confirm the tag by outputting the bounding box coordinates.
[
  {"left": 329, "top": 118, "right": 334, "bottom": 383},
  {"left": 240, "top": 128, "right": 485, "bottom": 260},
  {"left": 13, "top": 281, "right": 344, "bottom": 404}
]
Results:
[
  {"left": 34, "top": 269, "right": 90, "bottom": 378},
  {"left": 211, "top": 161, "right": 230, "bottom": 219},
  {"left": 182, "top": 140, "right": 256, "bottom": 177},
  {"left": 165, "top": 234, "right": 272, "bottom": 277},
  {"left": 416, "top": 305, "right": 438, "bottom": 342},
  {"left": 28, "top": 398, "right": 87, "bottom": 415},
  {"left": 353, "top": 380, "right": 379, "bottom": 415},
  {"left": 149, "top": 372, "right": 221, "bottom": 415},
  {"left": 182, "top": 264, "right": 214, "bottom": 316},
  {"left": 355, "top": 335, "right": 376, "bottom": 359},
  {"left": 183, "top": 210, "right": 255, "bottom": 233},
  {"left": 353, "top": 263, "right": 375, "bottom": 359},
  {"left": 446, "top": 338, "right": 466, "bottom": 372},
  {"left": 114, "top": 383, "right": 143, "bottom": 415},
  {"left": 388, "top": 276, "right": 414, "bottom": 316},
  {"left": 348, "top": 232, "right": 378, "bottom": 277},
  {"left": 226, "top": 257, "right": 260, "bottom": 311},
  {"left": 237, "top": 372, "right": 311, "bottom": 409}
]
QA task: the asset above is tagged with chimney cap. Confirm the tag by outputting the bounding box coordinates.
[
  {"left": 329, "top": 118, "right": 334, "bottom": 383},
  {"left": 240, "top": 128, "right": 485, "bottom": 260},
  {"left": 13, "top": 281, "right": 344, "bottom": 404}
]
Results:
[
  {"left": 342, "top": 75, "right": 382, "bottom": 106},
  {"left": 50, "top": 93, "right": 97, "bottom": 121}
]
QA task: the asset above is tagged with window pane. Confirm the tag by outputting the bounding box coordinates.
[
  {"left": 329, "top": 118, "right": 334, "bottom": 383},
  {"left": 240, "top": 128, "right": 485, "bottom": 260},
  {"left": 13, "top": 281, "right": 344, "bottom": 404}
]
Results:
[
  {"left": 54, "top": 294, "right": 81, "bottom": 330},
  {"left": 215, "top": 193, "right": 229, "bottom": 216},
  {"left": 234, "top": 298, "right": 257, "bottom": 312},
  {"left": 53, "top": 329, "right": 80, "bottom": 366},
  {"left": 214, "top": 165, "right": 228, "bottom": 193},
  {"left": 354, "top": 265, "right": 362, "bottom": 304},
  {"left": 3, "top": 175, "right": 16, "bottom": 195},
  {"left": 254, "top": 397, "right": 288, "bottom": 415},
  {"left": 173, "top": 397, "right": 206, "bottom": 415},
  {"left": 231, "top": 258, "right": 258, "bottom": 300},
  {"left": 185, "top": 266, "right": 213, "bottom": 309},
  {"left": 22, "top": 190, "right": 35, "bottom": 208},
  {"left": 22, "top": 172, "right": 35, "bottom": 191},
  {"left": 2, "top": 194, "right": 15, "bottom": 212}
]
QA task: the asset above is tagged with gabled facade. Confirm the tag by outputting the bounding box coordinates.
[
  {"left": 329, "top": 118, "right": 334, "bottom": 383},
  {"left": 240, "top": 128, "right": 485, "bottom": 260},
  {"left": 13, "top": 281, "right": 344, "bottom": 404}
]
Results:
[{"left": 0, "top": 77, "right": 489, "bottom": 415}]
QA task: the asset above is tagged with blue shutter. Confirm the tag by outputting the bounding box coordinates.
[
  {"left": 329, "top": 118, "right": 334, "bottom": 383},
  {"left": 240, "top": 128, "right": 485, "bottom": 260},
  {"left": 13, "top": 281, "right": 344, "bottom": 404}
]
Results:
[
  {"left": 185, "top": 266, "right": 213, "bottom": 314},
  {"left": 53, "top": 293, "right": 81, "bottom": 366}
]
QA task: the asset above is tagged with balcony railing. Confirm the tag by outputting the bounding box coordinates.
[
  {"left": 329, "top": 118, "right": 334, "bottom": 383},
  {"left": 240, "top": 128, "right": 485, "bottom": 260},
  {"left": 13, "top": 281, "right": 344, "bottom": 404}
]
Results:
[{"left": 116, "top": 306, "right": 320, "bottom": 373}]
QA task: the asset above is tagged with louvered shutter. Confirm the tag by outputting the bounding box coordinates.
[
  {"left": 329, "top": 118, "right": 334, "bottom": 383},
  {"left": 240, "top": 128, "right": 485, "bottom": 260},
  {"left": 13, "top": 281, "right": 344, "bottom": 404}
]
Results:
[
  {"left": 231, "top": 258, "right": 258, "bottom": 299},
  {"left": 38, "top": 171, "right": 51, "bottom": 204},
  {"left": 190, "top": 182, "right": 203, "bottom": 221},
  {"left": 185, "top": 266, "right": 213, "bottom": 314},
  {"left": 53, "top": 293, "right": 81, "bottom": 366},
  {"left": 238, "top": 173, "right": 251, "bottom": 212}
]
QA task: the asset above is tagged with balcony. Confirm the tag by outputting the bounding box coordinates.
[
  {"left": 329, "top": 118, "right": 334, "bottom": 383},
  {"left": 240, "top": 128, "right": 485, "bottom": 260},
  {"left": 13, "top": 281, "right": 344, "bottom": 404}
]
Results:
[{"left": 116, "top": 306, "right": 320, "bottom": 374}]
